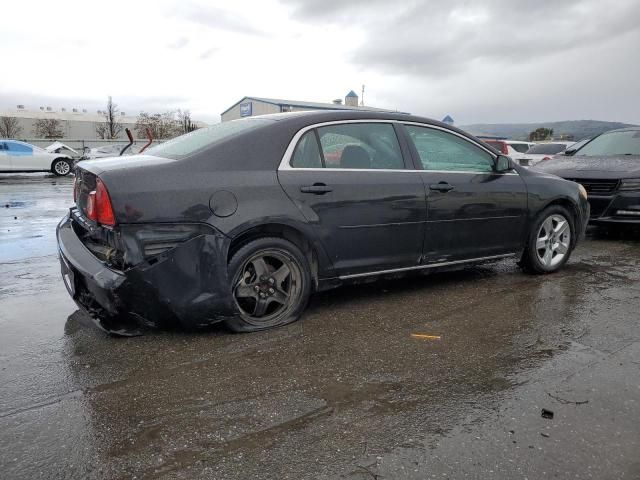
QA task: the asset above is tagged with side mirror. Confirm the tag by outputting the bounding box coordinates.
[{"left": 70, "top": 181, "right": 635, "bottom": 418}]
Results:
[{"left": 495, "top": 155, "right": 511, "bottom": 173}]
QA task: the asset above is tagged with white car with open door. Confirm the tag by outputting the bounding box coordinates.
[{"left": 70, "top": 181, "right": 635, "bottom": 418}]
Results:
[{"left": 0, "top": 140, "right": 73, "bottom": 176}]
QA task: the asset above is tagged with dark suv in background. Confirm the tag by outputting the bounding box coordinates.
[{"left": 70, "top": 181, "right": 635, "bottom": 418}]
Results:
[{"left": 57, "top": 111, "right": 589, "bottom": 334}]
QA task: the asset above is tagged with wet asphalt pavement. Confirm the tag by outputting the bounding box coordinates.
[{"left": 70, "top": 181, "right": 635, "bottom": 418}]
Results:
[{"left": 1, "top": 174, "right": 639, "bottom": 480}]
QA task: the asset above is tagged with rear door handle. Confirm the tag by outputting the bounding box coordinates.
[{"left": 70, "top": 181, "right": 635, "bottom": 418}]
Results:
[
  {"left": 300, "top": 183, "right": 333, "bottom": 194},
  {"left": 429, "top": 182, "right": 454, "bottom": 193}
]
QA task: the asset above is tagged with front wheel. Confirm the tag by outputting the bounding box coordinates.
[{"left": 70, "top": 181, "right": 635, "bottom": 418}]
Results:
[
  {"left": 225, "top": 237, "right": 312, "bottom": 332},
  {"left": 51, "top": 158, "right": 72, "bottom": 176},
  {"left": 520, "top": 206, "right": 575, "bottom": 274}
]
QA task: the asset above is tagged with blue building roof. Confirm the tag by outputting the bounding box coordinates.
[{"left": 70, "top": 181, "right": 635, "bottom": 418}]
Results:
[
  {"left": 442, "top": 115, "right": 454, "bottom": 123},
  {"left": 346, "top": 90, "right": 358, "bottom": 98}
]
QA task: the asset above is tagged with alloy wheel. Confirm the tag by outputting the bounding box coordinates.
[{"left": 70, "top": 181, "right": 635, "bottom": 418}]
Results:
[
  {"left": 536, "top": 214, "right": 571, "bottom": 268},
  {"left": 232, "top": 249, "right": 302, "bottom": 325},
  {"left": 54, "top": 160, "right": 70, "bottom": 175}
]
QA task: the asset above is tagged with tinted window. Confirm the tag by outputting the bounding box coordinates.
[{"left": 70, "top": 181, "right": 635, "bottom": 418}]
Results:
[
  {"left": 6, "top": 142, "right": 33, "bottom": 154},
  {"left": 576, "top": 130, "right": 640, "bottom": 156},
  {"left": 525, "top": 144, "right": 567, "bottom": 154},
  {"left": 144, "top": 118, "right": 273, "bottom": 160},
  {"left": 316, "top": 123, "right": 404, "bottom": 170},
  {"left": 406, "top": 125, "right": 494, "bottom": 172},
  {"left": 510, "top": 144, "right": 530, "bottom": 153},
  {"left": 291, "top": 131, "right": 322, "bottom": 168}
]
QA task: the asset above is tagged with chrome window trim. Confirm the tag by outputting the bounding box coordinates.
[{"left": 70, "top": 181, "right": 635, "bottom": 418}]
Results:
[
  {"left": 338, "top": 253, "right": 516, "bottom": 280},
  {"left": 278, "top": 119, "right": 518, "bottom": 176}
]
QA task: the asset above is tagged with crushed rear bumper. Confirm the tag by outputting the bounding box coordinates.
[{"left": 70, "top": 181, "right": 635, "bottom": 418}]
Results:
[{"left": 56, "top": 213, "right": 236, "bottom": 334}]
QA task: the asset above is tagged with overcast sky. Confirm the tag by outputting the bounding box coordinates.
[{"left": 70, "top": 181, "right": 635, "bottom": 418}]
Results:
[{"left": 1, "top": 0, "right": 639, "bottom": 124}]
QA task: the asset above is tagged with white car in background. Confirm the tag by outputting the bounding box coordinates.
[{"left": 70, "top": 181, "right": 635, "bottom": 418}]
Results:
[
  {"left": 482, "top": 139, "right": 534, "bottom": 162},
  {"left": 0, "top": 140, "right": 73, "bottom": 176},
  {"left": 80, "top": 144, "right": 142, "bottom": 160},
  {"left": 519, "top": 142, "right": 576, "bottom": 167}
]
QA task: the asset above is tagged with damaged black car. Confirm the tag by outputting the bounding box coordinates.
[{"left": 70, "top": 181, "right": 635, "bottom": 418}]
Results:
[{"left": 57, "top": 110, "right": 590, "bottom": 334}]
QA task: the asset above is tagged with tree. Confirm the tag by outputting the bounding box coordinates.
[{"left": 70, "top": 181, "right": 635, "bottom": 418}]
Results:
[
  {"left": 528, "top": 127, "right": 554, "bottom": 141},
  {"left": 95, "top": 96, "right": 123, "bottom": 139},
  {"left": 134, "top": 111, "right": 181, "bottom": 139},
  {"left": 177, "top": 109, "right": 198, "bottom": 134},
  {"left": 33, "top": 118, "right": 64, "bottom": 138},
  {"left": 0, "top": 116, "right": 23, "bottom": 138}
]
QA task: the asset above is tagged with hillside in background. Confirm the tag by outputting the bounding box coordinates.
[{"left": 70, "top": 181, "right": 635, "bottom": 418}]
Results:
[{"left": 459, "top": 120, "right": 637, "bottom": 140}]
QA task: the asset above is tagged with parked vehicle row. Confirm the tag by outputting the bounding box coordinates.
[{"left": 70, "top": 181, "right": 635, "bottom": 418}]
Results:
[{"left": 57, "top": 111, "right": 589, "bottom": 335}]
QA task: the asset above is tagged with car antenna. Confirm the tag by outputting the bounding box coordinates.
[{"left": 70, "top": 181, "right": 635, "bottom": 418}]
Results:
[
  {"left": 139, "top": 128, "right": 153, "bottom": 153},
  {"left": 119, "top": 128, "right": 134, "bottom": 156}
]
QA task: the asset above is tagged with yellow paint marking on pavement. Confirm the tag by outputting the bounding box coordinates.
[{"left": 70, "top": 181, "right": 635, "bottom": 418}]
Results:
[{"left": 411, "top": 333, "right": 441, "bottom": 340}]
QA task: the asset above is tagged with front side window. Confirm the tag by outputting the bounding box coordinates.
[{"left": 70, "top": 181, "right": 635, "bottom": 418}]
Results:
[
  {"left": 405, "top": 125, "right": 494, "bottom": 172},
  {"left": 316, "top": 123, "right": 404, "bottom": 170}
]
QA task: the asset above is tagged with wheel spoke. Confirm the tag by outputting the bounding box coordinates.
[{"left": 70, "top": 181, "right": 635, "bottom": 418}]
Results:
[
  {"left": 542, "top": 217, "right": 554, "bottom": 235},
  {"left": 253, "top": 298, "right": 269, "bottom": 317},
  {"left": 251, "top": 257, "right": 270, "bottom": 278},
  {"left": 272, "top": 264, "right": 291, "bottom": 285},
  {"left": 555, "top": 220, "right": 568, "bottom": 236},
  {"left": 542, "top": 247, "right": 553, "bottom": 265},
  {"left": 556, "top": 241, "right": 569, "bottom": 254},
  {"left": 269, "top": 290, "right": 289, "bottom": 306},
  {"left": 235, "top": 283, "right": 258, "bottom": 300},
  {"left": 536, "top": 236, "right": 548, "bottom": 250}
]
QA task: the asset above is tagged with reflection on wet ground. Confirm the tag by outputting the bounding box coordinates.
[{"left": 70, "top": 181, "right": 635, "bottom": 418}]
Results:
[{"left": 1, "top": 174, "right": 639, "bottom": 479}]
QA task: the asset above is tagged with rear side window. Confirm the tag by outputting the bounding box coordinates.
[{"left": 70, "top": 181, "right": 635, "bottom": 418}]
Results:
[
  {"left": 316, "top": 123, "right": 404, "bottom": 170},
  {"left": 6, "top": 142, "right": 33, "bottom": 154},
  {"left": 291, "top": 131, "right": 323, "bottom": 168},
  {"left": 405, "top": 125, "right": 494, "bottom": 172}
]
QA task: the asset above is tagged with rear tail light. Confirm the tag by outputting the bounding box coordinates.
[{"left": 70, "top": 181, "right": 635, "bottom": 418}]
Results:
[
  {"left": 83, "top": 177, "right": 116, "bottom": 226},
  {"left": 541, "top": 156, "right": 551, "bottom": 162}
]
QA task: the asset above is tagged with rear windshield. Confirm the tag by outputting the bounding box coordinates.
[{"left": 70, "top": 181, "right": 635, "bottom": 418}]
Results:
[
  {"left": 526, "top": 144, "right": 567, "bottom": 154},
  {"left": 576, "top": 130, "right": 640, "bottom": 156},
  {"left": 510, "top": 144, "right": 530, "bottom": 153},
  {"left": 144, "top": 118, "right": 273, "bottom": 160}
]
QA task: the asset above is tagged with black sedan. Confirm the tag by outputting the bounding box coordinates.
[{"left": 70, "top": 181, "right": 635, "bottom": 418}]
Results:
[
  {"left": 534, "top": 127, "right": 640, "bottom": 225},
  {"left": 57, "top": 111, "right": 589, "bottom": 334}
]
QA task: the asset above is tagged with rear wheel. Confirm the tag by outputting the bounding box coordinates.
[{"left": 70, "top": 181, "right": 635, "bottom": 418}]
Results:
[
  {"left": 52, "top": 158, "right": 71, "bottom": 176},
  {"left": 520, "top": 205, "right": 574, "bottom": 274},
  {"left": 225, "top": 237, "right": 312, "bottom": 332}
]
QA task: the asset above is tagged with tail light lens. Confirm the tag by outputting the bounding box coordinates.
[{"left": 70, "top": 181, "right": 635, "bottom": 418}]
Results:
[{"left": 83, "top": 177, "right": 116, "bottom": 226}]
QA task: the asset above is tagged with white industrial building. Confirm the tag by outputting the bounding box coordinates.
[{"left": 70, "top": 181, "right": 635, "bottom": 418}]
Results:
[
  {"left": 0, "top": 105, "right": 139, "bottom": 139},
  {"left": 221, "top": 91, "right": 408, "bottom": 122}
]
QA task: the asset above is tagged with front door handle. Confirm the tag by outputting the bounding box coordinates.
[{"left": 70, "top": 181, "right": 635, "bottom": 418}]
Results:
[
  {"left": 300, "top": 183, "right": 333, "bottom": 194},
  {"left": 429, "top": 182, "right": 454, "bottom": 193}
]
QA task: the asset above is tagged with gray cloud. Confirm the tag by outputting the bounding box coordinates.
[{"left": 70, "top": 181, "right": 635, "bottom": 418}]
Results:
[
  {"left": 167, "top": 37, "right": 189, "bottom": 49},
  {"left": 178, "top": 2, "right": 266, "bottom": 36},
  {"left": 281, "top": 0, "right": 640, "bottom": 76}
]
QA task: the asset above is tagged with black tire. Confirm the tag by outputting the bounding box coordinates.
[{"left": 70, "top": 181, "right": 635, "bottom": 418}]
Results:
[
  {"left": 225, "top": 237, "right": 312, "bottom": 332},
  {"left": 51, "top": 158, "right": 72, "bottom": 176},
  {"left": 520, "top": 205, "right": 575, "bottom": 274}
]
